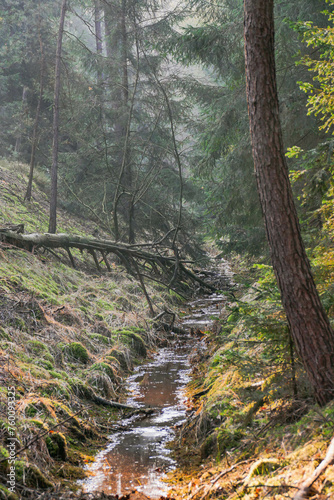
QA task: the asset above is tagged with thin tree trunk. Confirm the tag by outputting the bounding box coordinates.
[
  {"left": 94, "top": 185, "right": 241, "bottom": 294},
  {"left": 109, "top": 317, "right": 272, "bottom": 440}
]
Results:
[
  {"left": 113, "top": 23, "right": 138, "bottom": 243},
  {"left": 49, "top": 0, "right": 67, "bottom": 234},
  {"left": 25, "top": 21, "right": 45, "bottom": 202},
  {"left": 121, "top": 0, "right": 129, "bottom": 104},
  {"left": 244, "top": 0, "right": 334, "bottom": 406},
  {"left": 94, "top": 0, "right": 103, "bottom": 86},
  {"left": 15, "top": 86, "right": 29, "bottom": 155}
]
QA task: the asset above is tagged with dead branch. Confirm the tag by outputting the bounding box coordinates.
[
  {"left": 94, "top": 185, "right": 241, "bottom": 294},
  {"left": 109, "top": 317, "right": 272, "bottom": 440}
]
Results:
[
  {"left": 293, "top": 436, "right": 334, "bottom": 499},
  {"left": 0, "top": 408, "right": 85, "bottom": 464},
  {"left": 0, "top": 229, "right": 217, "bottom": 294}
]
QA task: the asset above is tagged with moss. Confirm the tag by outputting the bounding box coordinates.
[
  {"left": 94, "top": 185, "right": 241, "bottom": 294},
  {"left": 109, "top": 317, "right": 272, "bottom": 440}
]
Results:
[
  {"left": 88, "top": 371, "right": 117, "bottom": 399},
  {"left": 48, "top": 370, "right": 66, "bottom": 380},
  {"left": 26, "top": 464, "right": 53, "bottom": 489},
  {"left": 54, "top": 463, "right": 87, "bottom": 480},
  {"left": 61, "top": 342, "right": 90, "bottom": 364},
  {"left": 0, "top": 447, "right": 9, "bottom": 474},
  {"left": 200, "top": 433, "right": 217, "bottom": 459},
  {"left": 200, "top": 428, "right": 245, "bottom": 460},
  {"left": 69, "top": 379, "right": 95, "bottom": 400},
  {"left": 105, "top": 355, "right": 121, "bottom": 368},
  {"left": 108, "top": 348, "right": 131, "bottom": 371},
  {"left": 25, "top": 404, "right": 38, "bottom": 417},
  {"left": 89, "top": 362, "right": 116, "bottom": 380},
  {"left": 0, "top": 485, "right": 19, "bottom": 500},
  {"left": 39, "top": 359, "right": 54, "bottom": 370},
  {"left": 246, "top": 459, "right": 281, "bottom": 480},
  {"left": 28, "top": 365, "right": 52, "bottom": 379},
  {"left": 45, "top": 432, "right": 68, "bottom": 461},
  {"left": 88, "top": 333, "right": 112, "bottom": 345},
  {"left": 13, "top": 317, "right": 26, "bottom": 331},
  {"left": 0, "top": 446, "right": 9, "bottom": 459},
  {"left": 37, "top": 380, "right": 70, "bottom": 399},
  {"left": 28, "top": 419, "right": 49, "bottom": 431},
  {"left": 0, "top": 328, "right": 11, "bottom": 341},
  {"left": 120, "top": 331, "right": 147, "bottom": 357},
  {"left": 94, "top": 312, "right": 104, "bottom": 321},
  {"left": 25, "top": 340, "right": 54, "bottom": 364}
]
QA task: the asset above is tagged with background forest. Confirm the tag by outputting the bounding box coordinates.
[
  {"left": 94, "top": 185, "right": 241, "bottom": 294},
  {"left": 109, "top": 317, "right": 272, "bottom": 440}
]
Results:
[
  {"left": 3, "top": 1, "right": 334, "bottom": 498},
  {"left": 2, "top": 0, "right": 334, "bottom": 256}
]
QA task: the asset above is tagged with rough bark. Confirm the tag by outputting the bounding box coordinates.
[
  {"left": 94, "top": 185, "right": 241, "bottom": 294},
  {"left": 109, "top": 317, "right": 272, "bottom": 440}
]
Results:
[
  {"left": 49, "top": 0, "right": 67, "bottom": 234},
  {"left": 244, "top": 0, "right": 334, "bottom": 405}
]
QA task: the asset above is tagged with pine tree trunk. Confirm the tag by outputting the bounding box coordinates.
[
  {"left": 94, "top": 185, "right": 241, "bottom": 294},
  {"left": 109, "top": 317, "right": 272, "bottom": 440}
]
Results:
[
  {"left": 244, "top": 0, "right": 334, "bottom": 406},
  {"left": 15, "top": 86, "right": 29, "bottom": 155},
  {"left": 94, "top": 0, "right": 103, "bottom": 86},
  {"left": 25, "top": 23, "right": 45, "bottom": 202},
  {"left": 49, "top": 0, "right": 67, "bottom": 234}
]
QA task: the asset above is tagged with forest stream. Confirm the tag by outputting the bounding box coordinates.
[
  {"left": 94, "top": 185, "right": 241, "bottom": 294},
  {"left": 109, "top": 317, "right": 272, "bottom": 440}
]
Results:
[{"left": 79, "top": 291, "right": 227, "bottom": 499}]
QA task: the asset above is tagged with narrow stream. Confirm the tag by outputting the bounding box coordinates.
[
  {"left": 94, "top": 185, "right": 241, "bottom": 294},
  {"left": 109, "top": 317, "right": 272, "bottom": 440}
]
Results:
[{"left": 80, "top": 286, "right": 228, "bottom": 498}]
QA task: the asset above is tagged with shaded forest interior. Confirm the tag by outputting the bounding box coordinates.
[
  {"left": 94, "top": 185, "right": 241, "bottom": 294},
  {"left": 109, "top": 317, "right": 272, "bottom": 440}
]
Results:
[{"left": 3, "top": 0, "right": 334, "bottom": 499}]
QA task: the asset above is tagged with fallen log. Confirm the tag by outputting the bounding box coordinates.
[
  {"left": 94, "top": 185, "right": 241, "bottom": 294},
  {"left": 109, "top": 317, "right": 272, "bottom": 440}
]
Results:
[
  {"left": 0, "top": 229, "right": 218, "bottom": 294},
  {"left": 92, "top": 395, "right": 151, "bottom": 412},
  {"left": 92, "top": 395, "right": 137, "bottom": 410}
]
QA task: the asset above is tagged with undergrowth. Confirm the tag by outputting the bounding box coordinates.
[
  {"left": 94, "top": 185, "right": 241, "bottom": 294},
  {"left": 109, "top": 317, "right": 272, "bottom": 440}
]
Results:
[
  {"left": 169, "top": 253, "right": 334, "bottom": 500},
  {"left": 0, "top": 159, "right": 180, "bottom": 498}
]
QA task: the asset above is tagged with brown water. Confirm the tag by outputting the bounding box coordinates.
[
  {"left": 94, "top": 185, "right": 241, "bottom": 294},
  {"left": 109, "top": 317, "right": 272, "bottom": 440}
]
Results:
[
  {"left": 80, "top": 334, "right": 200, "bottom": 498},
  {"left": 80, "top": 287, "right": 228, "bottom": 498}
]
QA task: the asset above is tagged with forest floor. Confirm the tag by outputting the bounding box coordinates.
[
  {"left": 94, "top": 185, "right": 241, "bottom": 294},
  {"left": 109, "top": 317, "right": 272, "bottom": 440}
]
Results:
[
  {"left": 165, "top": 257, "right": 334, "bottom": 500},
  {"left": 0, "top": 159, "right": 185, "bottom": 499},
  {"left": 1, "top": 159, "right": 334, "bottom": 500}
]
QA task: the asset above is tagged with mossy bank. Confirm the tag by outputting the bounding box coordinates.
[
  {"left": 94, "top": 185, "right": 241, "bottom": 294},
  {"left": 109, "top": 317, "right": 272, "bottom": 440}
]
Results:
[
  {"left": 0, "top": 159, "right": 182, "bottom": 499},
  {"left": 168, "top": 255, "right": 334, "bottom": 500}
]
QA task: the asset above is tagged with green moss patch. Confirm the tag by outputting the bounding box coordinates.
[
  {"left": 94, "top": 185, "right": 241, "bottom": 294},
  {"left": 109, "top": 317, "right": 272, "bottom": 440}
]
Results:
[
  {"left": 119, "top": 331, "right": 147, "bottom": 357},
  {"left": 61, "top": 342, "right": 90, "bottom": 364},
  {"left": 45, "top": 432, "right": 68, "bottom": 461}
]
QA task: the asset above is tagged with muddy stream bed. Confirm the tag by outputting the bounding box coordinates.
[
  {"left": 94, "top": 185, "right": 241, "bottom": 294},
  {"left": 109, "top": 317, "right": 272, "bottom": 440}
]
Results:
[{"left": 80, "top": 289, "right": 228, "bottom": 498}]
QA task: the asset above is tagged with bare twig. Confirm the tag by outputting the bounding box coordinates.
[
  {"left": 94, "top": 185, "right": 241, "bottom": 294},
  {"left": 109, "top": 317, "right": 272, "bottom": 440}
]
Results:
[{"left": 293, "top": 436, "right": 334, "bottom": 499}]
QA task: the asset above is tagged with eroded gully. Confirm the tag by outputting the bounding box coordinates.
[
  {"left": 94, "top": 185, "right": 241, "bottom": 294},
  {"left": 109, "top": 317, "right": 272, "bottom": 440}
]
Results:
[{"left": 80, "top": 263, "right": 233, "bottom": 499}]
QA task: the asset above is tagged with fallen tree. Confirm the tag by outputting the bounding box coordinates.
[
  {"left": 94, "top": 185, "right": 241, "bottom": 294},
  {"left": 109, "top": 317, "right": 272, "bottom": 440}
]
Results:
[{"left": 0, "top": 226, "right": 217, "bottom": 310}]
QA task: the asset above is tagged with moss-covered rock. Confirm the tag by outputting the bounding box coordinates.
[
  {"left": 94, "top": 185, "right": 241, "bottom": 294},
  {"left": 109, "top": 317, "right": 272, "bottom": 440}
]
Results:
[
  {"left": 61, "top": 342, "right": 90, "bottom": 364},
  {"left": 107, "top": 348, "right": 131, "bottom": 371},
  {"left": 45, "top": 432, "right": 68, "bottom": 461},
  {"left": 120, "top": 331, "right": 147, "bottom": 357},
  {"left": 26, "top": 464, "right": 53, "bottom": 489}
]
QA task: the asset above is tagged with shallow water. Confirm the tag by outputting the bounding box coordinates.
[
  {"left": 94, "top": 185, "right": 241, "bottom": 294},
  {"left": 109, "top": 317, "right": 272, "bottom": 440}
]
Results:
[
  {"left": 80, "top": 288, "right": 227, "bottom": 498},
  {"left": 80, "top": 334, "right": 198, "bottom": 498}
]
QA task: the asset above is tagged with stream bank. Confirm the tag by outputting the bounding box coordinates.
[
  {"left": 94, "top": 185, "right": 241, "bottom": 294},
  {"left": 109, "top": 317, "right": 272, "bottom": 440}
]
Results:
[{"left": 73, "top": 261, "right": 232, "bottom": 499}]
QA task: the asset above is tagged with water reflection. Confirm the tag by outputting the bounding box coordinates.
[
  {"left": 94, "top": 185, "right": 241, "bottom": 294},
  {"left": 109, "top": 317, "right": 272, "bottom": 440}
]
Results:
[{"left": 80, "top": 336, "right": 196, "bottom": 498}]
